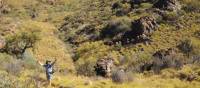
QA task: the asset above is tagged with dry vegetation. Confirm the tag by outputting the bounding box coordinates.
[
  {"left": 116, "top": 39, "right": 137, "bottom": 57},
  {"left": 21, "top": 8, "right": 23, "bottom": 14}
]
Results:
[{"left": 0, "top": 0, "right": 200, "bottom": 88}]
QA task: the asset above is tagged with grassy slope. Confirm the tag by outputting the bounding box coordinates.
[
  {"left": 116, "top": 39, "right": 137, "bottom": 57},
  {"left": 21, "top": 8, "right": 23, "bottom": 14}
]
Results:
[{"left": 0, "top": 0, "right": 200, "bottom": 88}]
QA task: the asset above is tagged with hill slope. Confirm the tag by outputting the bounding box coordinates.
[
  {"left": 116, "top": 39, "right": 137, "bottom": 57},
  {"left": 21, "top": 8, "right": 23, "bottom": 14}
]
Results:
[{"left": 0, "top": 0, "right": 200, "bottom": 88}]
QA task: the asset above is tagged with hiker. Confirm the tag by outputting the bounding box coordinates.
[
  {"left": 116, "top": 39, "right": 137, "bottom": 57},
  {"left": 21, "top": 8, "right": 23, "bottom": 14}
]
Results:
[{"left": 37, "top": 59, "right": 57, "bottom": 86}]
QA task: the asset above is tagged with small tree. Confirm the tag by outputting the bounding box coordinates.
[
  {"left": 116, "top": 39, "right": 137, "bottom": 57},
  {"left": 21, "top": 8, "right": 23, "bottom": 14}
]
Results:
[{"left": 2, "top": 30, "right": 40, "bottom": 58}]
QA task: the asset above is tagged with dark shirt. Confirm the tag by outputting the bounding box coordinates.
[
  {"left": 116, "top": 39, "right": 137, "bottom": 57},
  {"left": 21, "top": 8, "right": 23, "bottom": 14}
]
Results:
[{"left": 43, "top": 64, "right": 53, "bottom": 74}]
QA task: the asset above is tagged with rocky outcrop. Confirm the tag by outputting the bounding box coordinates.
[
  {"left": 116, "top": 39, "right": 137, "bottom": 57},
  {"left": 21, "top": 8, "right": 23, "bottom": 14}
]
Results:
[
  {"left": 153, "top": 0, "right": 181, "bottom": 11},
  {"left": 132, "top": 16, "right": 158, "bottom": 36},
  {"left": 94, "top": 58, "right": 114, "bottom": 77},
  {"left": 122, "top": 16, "right": 158, "bottom": 44}
]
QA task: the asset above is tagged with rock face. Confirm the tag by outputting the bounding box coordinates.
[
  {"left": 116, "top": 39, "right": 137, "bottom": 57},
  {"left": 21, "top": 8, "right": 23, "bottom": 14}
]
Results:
[
  {"left": 123, "top": 16, "right": 158, "bottom": 44},
  {"left": 153, "top": 0, "right": 181, "bottom": 11},
  {"left": 94, "top": 58, "right": 114, "bottom": 77},
  {"left": 132, "top": 16, "right": 158, "bottom": 36}
]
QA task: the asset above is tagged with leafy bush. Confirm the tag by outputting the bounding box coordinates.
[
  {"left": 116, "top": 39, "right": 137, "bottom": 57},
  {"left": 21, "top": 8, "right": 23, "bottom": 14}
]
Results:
[{"left": 2, "top": 30, "right": 40, "bottom": 57}]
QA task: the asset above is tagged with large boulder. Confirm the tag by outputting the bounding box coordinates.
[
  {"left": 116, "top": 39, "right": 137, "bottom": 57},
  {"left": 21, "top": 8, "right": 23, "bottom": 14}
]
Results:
[
  {"left": 153, "top": 0, "right": 181, "bottom": 11},
  {"left": 94, "top": 58, "right": 114, "bottom": 77}
]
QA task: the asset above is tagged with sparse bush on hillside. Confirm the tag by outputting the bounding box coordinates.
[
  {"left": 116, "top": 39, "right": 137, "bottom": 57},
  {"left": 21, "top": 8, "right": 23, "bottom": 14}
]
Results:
[
  {"left": 101, "top": 19, "right": 132, "bottom": 40},
  {"left": 0, "top": 72, "right": 16, "bottom": 88},
  {"left": 112, "top": 69, "right": 133, "bottom": 84},
  {"left": 134, "top": 48, "right": 185, "bottom": 73},
  {"left": 182, "top": 0, "right": 200, "bottom": 12},
  {"left": 178, "top": 39, "right": 193, "bottom": 57},
  {"left": 22, "top": 50, "right": 40, "bottom": 69},
  {"left": 112, "top": 69, "right": 126, "bottom": 84},
  {"left": 151, "top": 48, "right": 184, "bottom": 73},
  {"left": 77, "top": 61, "right": 96, "bottom": 76},
  {"left": 112, "top": 1, "right": 132, "bottom": 16},
  {"left": 152, "top": 54, "right": 184, "bottom": 73},
  {"left": 190, "top": 55, "right": 200, "bottom": 65},
  {"left": 4, "top": 60, "right": 23, "bottom": 76},
  {"left": 162, "top": 12, "right": 179, "bottom": 22}
]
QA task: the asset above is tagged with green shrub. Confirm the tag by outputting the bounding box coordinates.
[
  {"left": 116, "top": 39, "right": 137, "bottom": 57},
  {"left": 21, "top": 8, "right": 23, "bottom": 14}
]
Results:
[
  {"left": 3, "top": 30, "right": 40, "bottom": 57},
  {"left": 76, "top": 61, "right": 96, "bottom": 76}
]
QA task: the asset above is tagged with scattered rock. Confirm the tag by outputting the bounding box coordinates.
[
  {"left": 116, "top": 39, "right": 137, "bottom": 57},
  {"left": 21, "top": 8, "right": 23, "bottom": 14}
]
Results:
[
  {"left": 153, "top": 0, "right": 181, "bottom": 11},
  {"left": 94, "top": 57, "right": 114, "bottom": 77}
]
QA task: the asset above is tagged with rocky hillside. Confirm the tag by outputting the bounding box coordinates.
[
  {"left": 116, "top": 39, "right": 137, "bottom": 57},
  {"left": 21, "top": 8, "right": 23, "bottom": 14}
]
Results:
[{"left": 0, "top": 0, "right": 200, "bottom": 88}]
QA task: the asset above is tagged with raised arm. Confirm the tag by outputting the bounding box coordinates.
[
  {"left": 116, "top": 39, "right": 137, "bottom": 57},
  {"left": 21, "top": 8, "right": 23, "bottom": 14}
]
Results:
[
  {"left": 37, "top": 60, "right": 44, "bottom": 66},
  {"left": 51, "top": 59, "right": 57, "bottom": 66}
]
